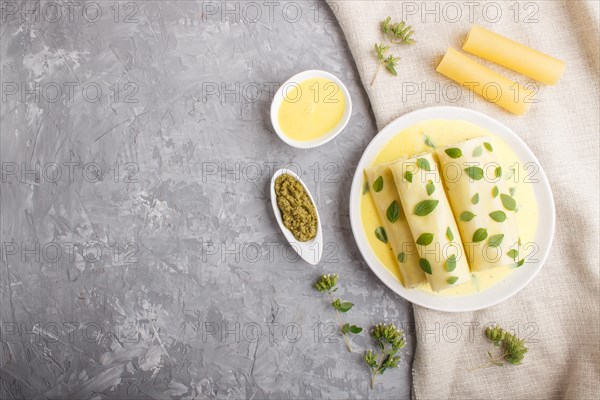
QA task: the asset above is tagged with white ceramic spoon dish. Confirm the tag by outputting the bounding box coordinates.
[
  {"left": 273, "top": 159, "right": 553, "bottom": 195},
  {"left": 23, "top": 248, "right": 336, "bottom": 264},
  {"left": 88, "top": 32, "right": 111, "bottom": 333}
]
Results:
[{"left": 271, "top": 169, "right": 323, "bottom": 265}]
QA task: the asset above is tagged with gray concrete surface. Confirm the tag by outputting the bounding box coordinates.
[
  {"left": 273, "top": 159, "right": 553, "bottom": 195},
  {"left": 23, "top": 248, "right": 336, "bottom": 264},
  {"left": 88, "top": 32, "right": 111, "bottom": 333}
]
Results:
[{"left": 0, "top": 1, "right": 413, "bottom": 398}]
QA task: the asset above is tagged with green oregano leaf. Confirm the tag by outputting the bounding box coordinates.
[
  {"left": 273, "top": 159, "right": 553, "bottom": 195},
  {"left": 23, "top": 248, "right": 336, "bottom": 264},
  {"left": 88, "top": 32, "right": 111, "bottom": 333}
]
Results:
[
  {"left": 471, "top": 193, "right": 479, "bottom": 205},
  {"left": 446, "top": 227, "right": 454, "bottom": 241},
  {"left": 419, "top": 258, "right": 432, "bottom": 274},
  {"left": 397, "top": 252, "right": 407, "bottom": 263},
  {"left": 473, "top": 228, "right": 488, "bottom": 242},
  {"left": 473, "top": 146, "right": 483, "bottom": 157},
  {"left": 465, "top": 166, "right": 484, "bottom": 180},
  {"left": 404, "top": 171, "right": 413, "bottom": 183},
  {"left": 507, "top": 249, "right": 519, "bottom": 260},
  {"left": 492, "top": 186, "right": 499, "bottom": 198},
  {"left": 342, "top": 323, "right": 349, "bottom": 334},
  {"left": 375, "top": 227, "right": 388, "bottom": 243},
  {"left": 490, "top": 210, "right": 506, "bottom": 222},
  {"left": 489, "top": 210, "right": 507, "bottom": 222},
  {"left": 386, "top": 200, "right": 401, "bottom": 223},
  {"left": 509, "top": 187, "right": 516, "bottom": 196},
  {"left": 416, "top": 157, "right": 431, "bottom": 171},
  {"left": 426, "top": 180, "right": 435, "bottom": 196},
  {"left": 445, "top": 254, "right": 457, "bottom": 272},
  {"left": 414, "top": 200, "right": 439, "bottom": 216},
  {"left": 373, "top": 176, "right": 384, "bottom": 192},
  {"left": 460, "top": 211, "right": 476, "bottom": 222},
  {"left": 385, "top": 62, "right": 398, "bottom": 76},
  {"left": 424, "top": 134, "right": 435, "bottom": 148},
  {"left": 333, "top": 301, "right": 354, "bottom": 312},
  {"left": 447, "top": 276, "right": 459, "bottom": 285},
  {"left": 488, "top": 234, "right": 504, "bottom": 247},
  {"left": 445, "top": 148, "right": 462, "bottom": 159},
  {"left": 495, "top": 166, "right": 502, "bottom": 178},
  {"left": 348, "top": 325, "right": 363, "bottom": 334},
  {"left": 516, "top": 259, "right": 525, "bottom": 267},
  {"left": 416, "top": 233, "right": 434, "bottom": 246},
  {"left": 484, "top": 142, "right": 493, "bottom": 152},
  {"left": 501, "top": 194, "right": 517, "bottom": 211}
]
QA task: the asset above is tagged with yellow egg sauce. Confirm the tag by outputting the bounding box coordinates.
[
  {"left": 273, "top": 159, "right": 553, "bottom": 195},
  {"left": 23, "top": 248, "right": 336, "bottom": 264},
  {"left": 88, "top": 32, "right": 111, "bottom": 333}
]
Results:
[
  {"left": 277, "top": 78, "right": 346, "bottom": 141},
  {"left": 360, "top": 120, "right": 539, "bottom": 296}
]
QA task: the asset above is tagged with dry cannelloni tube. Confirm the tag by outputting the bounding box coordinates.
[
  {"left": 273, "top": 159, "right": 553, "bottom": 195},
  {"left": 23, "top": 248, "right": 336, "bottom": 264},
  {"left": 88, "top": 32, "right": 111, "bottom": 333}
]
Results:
[
  {"left": 436, "top": 137, "right": 520, "bottom": 271},
  {"left": 365, "top": 164, "right": 426, "bottom": 288},
  {"left": 436, "top": 48, "right": 534, "bottom": 116},
  {"left": 390, "top": 154, "right": 471, "bottom": 292},
  {"left": 463, "top": 25, "right": 565, "bottom": 85}
]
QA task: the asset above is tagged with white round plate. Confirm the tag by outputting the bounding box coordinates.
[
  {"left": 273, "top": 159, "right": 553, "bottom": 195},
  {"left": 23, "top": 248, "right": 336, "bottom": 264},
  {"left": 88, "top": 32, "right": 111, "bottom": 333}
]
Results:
[{"left": 349, "top": 106, "right": 555, "bottom": 312}]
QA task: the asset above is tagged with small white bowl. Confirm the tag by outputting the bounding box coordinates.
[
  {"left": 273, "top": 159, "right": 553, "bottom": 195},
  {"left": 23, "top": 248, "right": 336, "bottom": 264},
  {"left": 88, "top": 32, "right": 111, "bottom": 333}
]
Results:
[
  {"left": 270, "top": 70, "right": 352, "bottom": 149},
  {"left": 270, "top": 168, "right": 323, "bottom": 265}
]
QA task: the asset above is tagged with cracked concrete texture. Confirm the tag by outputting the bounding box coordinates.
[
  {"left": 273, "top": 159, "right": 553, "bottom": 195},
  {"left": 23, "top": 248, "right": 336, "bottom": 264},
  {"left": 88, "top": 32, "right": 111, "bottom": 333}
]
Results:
[{"left": 0, "top": 1, "right": 413, "bottom": 398}]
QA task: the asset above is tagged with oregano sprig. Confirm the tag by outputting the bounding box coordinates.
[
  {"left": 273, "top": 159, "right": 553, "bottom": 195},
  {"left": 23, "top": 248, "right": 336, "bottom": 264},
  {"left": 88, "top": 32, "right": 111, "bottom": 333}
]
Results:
[
  {"left": 314, "top": 274, "right": 362, "bottom": 352},
  {"left": 371, "top": 44, "right": 399, "bottom": 86},
  {"left": 484, "top": 325, "right": 528, "bottom": 366},
  {"left": 371, "top": 16, "right": 416, "bottom": 85},
  {"left": 380, "top": 16, "right": 417, "bottom": 44},
  {"left": 364, "top": 323, "right": 406, "bottom": 389}
]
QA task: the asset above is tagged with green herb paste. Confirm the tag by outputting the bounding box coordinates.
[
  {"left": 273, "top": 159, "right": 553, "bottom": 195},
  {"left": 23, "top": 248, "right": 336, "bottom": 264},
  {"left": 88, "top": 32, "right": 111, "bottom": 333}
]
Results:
[{"left": 275, "top": 174, "right": 318, "bottom": 242}]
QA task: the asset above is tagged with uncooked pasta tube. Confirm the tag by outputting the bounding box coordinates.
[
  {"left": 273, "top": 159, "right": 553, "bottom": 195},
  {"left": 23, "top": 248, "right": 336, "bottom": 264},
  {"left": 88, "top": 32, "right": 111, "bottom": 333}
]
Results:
[
  {"left": 365, "top": 164, "right": 426, "bottom": 288},
  {"left": 463, "top": 25, "right": 565, "bottom": 85},
  {"left": 390, "top": 154, "right": 471, "bottom": 292},
  {"left": 436, "top": 137, "right": 520, "bottom": 271},
  {"left": 436, "top": 48, "right": 534, "bottom": 115}
]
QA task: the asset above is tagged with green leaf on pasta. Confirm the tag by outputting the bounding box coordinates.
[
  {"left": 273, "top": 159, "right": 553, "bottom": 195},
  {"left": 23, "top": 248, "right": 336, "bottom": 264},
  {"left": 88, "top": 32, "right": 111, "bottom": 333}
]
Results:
[
  {"left": 488, "top": 234, "right": 505, "bottom": 247},
  {"left": 419, "top": 258, "right": 432, "bottom": 274},
  {"left": 473, "top": 228, "right": 488, "bottom": 242},
  {"left": 386, "top": 201, "right": 401, "bottom": 223},
  {"left": 416, "top": 158, "right": 431, "bottom": 171},
  {"left": 414, "top": 200, "right": 439, "bottom": 216},
  {"left": 445, "top": 148, "right": 462, "bottom": 158},
  {"left": 489, "top": 210, "right": 507, "bottom": 222},
  {"left": 495, "top": 166, "right": 502, "bottom": 178},
  {"left": 373, "top": 176, "right": 384, "bottom": 192},
  {"left": 460, "top": 211, "right": 476, "bottom": 222},
  {"left": 375, "top": 227, "right": 388, "bottom": 243},
  {"left": 465, "top": 166, "right": 484, "bottom": 180},
  {"left": 501, "top": 194, "right": 517, "bottom": 211},
  {"left": 445, "top": 254, "right": 457, "bottom": 272},
  {"left": 416, "top": 233, "right": 434, "bottom": 246},
  {"left": 426, "top": 180, "right": 435, "bottom": 196},
  {"left": 447, "top": 276, "right": 459, "bottom": 284}
]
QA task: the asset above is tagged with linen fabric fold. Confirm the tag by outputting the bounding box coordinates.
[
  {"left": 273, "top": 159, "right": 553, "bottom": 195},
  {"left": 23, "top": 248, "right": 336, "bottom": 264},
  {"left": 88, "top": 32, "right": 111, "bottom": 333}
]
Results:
[{"left": 327, "top": 1, "right": 600, "bottom": 398}]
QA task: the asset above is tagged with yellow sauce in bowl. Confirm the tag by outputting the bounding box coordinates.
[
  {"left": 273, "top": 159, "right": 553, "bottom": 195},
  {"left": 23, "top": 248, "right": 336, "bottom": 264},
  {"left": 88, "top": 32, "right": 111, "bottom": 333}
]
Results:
[{"left": 277, "top": 77, "right": 346, "bottom": 142}]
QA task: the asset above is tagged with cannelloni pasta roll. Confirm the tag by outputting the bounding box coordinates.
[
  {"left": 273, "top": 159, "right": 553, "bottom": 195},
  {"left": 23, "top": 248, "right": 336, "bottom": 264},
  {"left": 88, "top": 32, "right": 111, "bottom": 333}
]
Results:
[
  {"left": 436, "top": 137, "right": 520, "bottom": 271},
  {"left": 390, "top": 154, "right": 471, "bottom": 292},
  {"left": 436, "top": 48, "right": 534, "bottom": 116},
  {"left": 463, "top": 25, "right": 565, "bottom": 85},
  {"left": 365, "top": 164, "right": 426, "bottom": 288}
]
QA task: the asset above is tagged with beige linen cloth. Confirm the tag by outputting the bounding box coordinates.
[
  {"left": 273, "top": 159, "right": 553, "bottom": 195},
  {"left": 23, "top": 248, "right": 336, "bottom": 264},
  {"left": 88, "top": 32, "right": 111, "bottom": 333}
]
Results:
[{"left": 326, "top": 1, "right": 600, "bottom": 398}]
